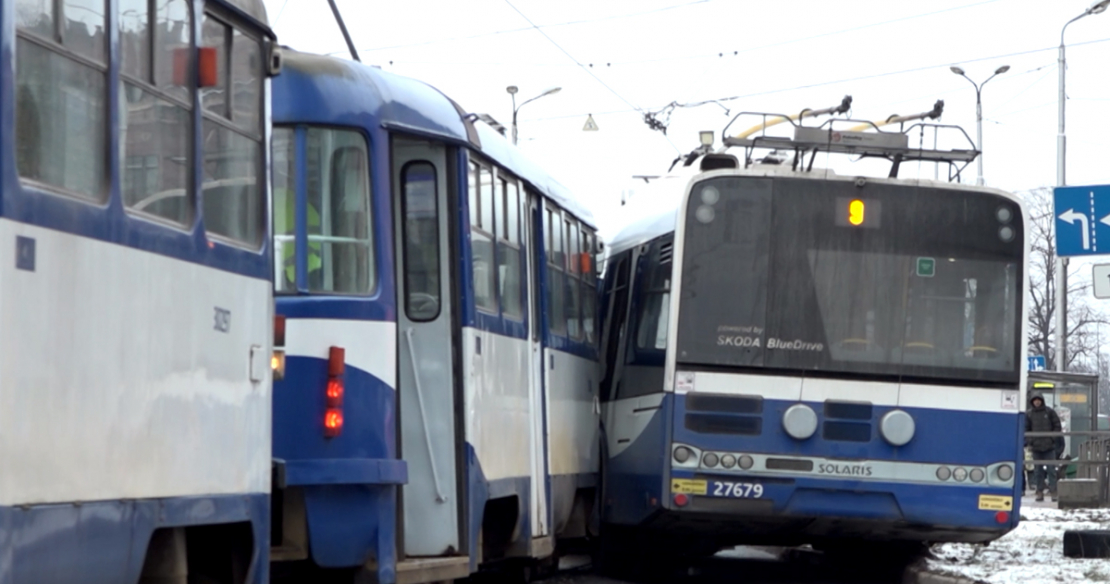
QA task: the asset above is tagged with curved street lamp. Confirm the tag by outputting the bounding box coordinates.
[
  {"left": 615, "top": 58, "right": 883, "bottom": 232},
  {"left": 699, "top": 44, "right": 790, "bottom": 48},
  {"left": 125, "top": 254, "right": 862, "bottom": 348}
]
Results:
[
  {"left": 1056, "top": 0, "right": 1110, "bottom": 373},
  {"left": 950, "top": 64, "right": 1010, "bottom": 186},
  {"left": 507, "top": 86, "right": 561, "bottom": 145}
]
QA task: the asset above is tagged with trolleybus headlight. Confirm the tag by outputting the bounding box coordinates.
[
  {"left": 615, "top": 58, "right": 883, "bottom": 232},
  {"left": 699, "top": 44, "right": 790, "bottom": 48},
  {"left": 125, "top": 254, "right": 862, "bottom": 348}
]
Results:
[
  {"left": 782, "top": 404, "right": 818, "bottom": 440},
  {"left": 879, "top": 410, "right": 915, "bottom": 446},
  {"left": 703, "top": 452, "right": 720, "bottom": 467},
  {"left": 998, "top": 226, "right": 1015, "bottom": 242},
  {"left": 997, "top": 464, "right": 1014, "bottom": 481},
  {"left": 673, "top": 446, "right": 693, "bottom": 463},
  {"left": 739, "top": 455, "right": 754, "bottom": 470},
  {"left": 721, "top": 454, "right": 737, "bottom": 468},
  {"left": 936, "top": 466, "right": 952, "bottom": 481},
  {"left": 953, "top": 467, "right": 968, "bottom": 482},
  {"left": 970, "top": 468, "right": 986, "bottom": 483}
]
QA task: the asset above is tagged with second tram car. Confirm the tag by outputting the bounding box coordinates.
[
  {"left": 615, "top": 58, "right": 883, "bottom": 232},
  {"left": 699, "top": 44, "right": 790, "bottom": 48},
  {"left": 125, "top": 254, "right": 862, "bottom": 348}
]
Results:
[
  {"left": 597, "top": 113, "right": 1026, "bottom": 571},
  {"left": 268, "top": 50, "right": 601, "bottom": 583}
]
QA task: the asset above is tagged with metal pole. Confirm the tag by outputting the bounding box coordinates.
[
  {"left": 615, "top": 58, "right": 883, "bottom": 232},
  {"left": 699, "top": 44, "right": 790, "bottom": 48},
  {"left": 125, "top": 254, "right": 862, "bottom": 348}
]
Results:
[
  {"left": 511, "top": 93, "right": 518, "bottom": 145},
  {"left": 975, "top": 89, "right": 984, "bottom": 186},
  {"left": 1056, "top": 24, "right": 1073, "bottom": 373}
]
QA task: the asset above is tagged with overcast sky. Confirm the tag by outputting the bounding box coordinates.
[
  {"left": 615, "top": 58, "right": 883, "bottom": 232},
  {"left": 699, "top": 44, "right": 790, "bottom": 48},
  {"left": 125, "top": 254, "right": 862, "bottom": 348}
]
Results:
[{"left": 261, "top": 0, "right": 1110, "bottom": 239}]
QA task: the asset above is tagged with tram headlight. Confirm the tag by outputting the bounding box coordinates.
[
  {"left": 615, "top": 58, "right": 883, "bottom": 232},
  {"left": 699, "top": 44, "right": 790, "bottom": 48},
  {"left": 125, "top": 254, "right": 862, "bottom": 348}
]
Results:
[
  {"left": 936, "top": 466, "right": 952, "bottom": 481},
  {"left": 739, "top": 455, "right": 755, "bottom": 470},
  {"left": 783, "top": 404, "right": 818, "bottom": 440},
  {"left": 953, "top": 467, "right": 968, "bottom": 482},
  {"left": 970, "top": 468, "right": 986, "bottom": 483},
  {"left": 703, "top": 452, "right": 720, "bottom": 467},
  {"left": 721, "top": 454, "right": 737, "bottom": 469},
  {"left": 673, "top": 446, "right": 693, "bottom": 464},
  {"left": 997, "top": 464, "right": 1014, "bottom": 481},
  {"left": 879, "top": 410, "right": 915, "bottom": 446}
]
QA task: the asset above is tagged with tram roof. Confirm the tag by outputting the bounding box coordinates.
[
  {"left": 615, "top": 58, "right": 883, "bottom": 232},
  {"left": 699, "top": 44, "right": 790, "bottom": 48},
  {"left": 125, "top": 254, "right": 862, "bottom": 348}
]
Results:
[{"left": 274, "top": 51, "right": 595, "bottom": 227}]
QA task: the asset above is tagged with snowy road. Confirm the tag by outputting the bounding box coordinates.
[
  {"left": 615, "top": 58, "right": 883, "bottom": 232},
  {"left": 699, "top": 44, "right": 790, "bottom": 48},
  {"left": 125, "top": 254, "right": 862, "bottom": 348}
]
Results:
[{"left": 927, "top": 496, "right": 1110, "bottom": 584}]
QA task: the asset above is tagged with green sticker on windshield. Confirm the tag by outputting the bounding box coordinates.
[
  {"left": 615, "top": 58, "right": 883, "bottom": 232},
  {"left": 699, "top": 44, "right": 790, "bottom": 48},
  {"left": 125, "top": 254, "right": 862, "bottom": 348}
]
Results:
[{"left": 916, "top": 257, "right": 935, "bottom": 278}]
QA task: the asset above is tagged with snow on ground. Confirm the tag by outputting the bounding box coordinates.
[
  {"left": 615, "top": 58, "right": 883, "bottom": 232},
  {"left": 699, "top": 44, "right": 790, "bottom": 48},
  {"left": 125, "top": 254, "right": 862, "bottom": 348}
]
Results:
[{"left": 926, "top": 502, "right": 1110, "bottom": 584}]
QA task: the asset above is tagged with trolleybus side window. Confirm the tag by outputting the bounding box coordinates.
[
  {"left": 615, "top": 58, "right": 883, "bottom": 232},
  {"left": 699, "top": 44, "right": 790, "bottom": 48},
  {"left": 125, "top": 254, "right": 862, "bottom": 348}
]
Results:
[
  {"left": 635, "top": 236, "right": 673, "bottom": 351},
  {"left": 546, "top": 206, "right": 566, "bottom": 335},
  {"left": 304, "top": 128, "right": 375, "bottom": 294},
  {"left": 16, "top": 0, "right": 108, "bottom": 200},
  {"left": 599, "top": 252, "right": 631, "bottom": 401},
  {"left": 403, "top": 161, "right": 440, "bottom": 321},
  {"left": 470, "top": 162, "right": 498, "bottom": 313},
  {"left": 120, "top": 0, "right": 193, "bottom": 225},
  {"left": 272, "top": 127, "right": 296, "bottom": 292},
  {"left": 497, "top": 178, "right": 524, "bottom": 320},
  {"left": 200, "top": 12, "right": 264, "bottom": 247}
]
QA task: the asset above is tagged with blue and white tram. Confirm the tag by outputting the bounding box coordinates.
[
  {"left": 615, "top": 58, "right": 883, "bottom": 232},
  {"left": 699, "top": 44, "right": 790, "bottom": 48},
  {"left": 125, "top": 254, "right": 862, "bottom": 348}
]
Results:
[
  {"left": 597, "top": 117, "right": 1027, "bottom": 570},
  {"left": 1, "top": 0, "right": 279, "bottom": 582},
  {"left": 268, "top": 50, "right": 601, "bottom": 583}
]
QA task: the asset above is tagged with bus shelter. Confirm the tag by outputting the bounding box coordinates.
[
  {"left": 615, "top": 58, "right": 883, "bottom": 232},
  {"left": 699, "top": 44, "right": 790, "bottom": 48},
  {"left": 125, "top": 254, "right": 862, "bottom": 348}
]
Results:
[{"left": 1027, "top": 371, "right": 1100, "bottom": 460}]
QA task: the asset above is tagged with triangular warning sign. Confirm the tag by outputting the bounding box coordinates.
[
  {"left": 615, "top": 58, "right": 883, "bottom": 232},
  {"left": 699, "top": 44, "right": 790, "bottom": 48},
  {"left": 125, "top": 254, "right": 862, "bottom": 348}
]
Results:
[{"left": 583, "top": 114, "right": 599, "bottom": 132}]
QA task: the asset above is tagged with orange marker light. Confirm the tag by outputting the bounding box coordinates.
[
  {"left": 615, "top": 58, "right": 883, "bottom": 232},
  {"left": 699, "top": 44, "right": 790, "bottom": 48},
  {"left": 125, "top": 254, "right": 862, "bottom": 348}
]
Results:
[
  {"left": 324, "top": 409, "right": 344, "bottom": 437},
  {"left": 848, "top": 199, "right": 865, "bottom": 226}
]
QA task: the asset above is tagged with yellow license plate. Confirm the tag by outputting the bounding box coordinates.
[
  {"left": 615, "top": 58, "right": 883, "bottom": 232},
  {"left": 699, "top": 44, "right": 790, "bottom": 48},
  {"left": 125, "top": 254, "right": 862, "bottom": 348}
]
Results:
[
  {"left": 671, "top": 479, "right": 708, "bottom": 495},
  {"left": 978, "top": 494, "right": 1013, "bottom": 511}
]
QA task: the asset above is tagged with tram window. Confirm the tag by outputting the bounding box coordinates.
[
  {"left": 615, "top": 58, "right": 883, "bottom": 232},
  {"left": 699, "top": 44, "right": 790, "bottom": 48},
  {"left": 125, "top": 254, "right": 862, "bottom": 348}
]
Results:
[
  {"left": 582, "top": 228, "right": 598, "bottom": 343},
  {"left": 120, "top": 0, "right": 151, "bottom": 80},
  {"left": 200, "top": 17, "right": 229, "bottom": 118},
  {"left": 547, "top": 207, "right": 566, "bottom": 335},
  {"left": 154, "top": 0, "right": 192, "bottom": 104},
  {"left": 201, "top": 15, "right": 265, "bottom": 247},
  {"left": 506, "top": 181, "right": 520, "bottom": 245},
  {"left": 480, "top": 166, "right": 495, "bottom": 232},
  {"left": 15, "top": 0, "right": 55, "bottom": 39},
  {"left": 118, "top": 0, "right": 193, "bottom": 225},
  {"left": 231, "top": 29, "right": 262, "bottom": 132},
  {"left": 202, "top": 121, "right": 262, "bottom": 244},
  {"left": 496, "top": 177, "right": 507, "bottom": 240},
  {"left": 468, "top": 161, "right": 480, "bottom": 227},
  {"left": 470, "top": 162, "right": 498, "bottom": 313},
  {"left": 403, "top": 161, "right": 440, "bottom": 321},
  {"left": 566, "top": 220, "right": 582, "bottom": 339},
  {"left": 498, "top": 177, "right": 523, "bottom": 320},
  {"left": 271, "top": 127, "right": 296, "bottom": 293},
  {"left": 15, "top": 0, "right": 108, "bottom": 200},
  {"left": 300, "top": 128, "right": 375, "bottom": 294}
]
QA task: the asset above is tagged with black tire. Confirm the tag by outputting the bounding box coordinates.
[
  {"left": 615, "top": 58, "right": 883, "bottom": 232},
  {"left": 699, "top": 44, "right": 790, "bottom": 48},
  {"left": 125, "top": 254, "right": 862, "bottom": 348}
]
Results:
[{"left": 1064, "top": 530, "right": 1110, "bottom": 558}]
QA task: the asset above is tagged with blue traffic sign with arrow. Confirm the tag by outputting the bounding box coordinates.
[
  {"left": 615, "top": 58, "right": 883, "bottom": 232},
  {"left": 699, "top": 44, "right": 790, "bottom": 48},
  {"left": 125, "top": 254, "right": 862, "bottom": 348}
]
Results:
[{"left": 1054, "top": 185, "right": 1110, "bottom": 257}]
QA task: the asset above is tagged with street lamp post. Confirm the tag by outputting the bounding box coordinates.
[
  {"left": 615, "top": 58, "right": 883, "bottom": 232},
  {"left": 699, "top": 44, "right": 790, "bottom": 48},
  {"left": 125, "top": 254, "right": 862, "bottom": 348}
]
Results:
[
  {"left": 1056, "top": 0, "right": 1110, "bottom": 373},
  {"left": 950, "top": 65, "right": 1010, "bottom": 186},
  {"left": 507, "top": 86, "right": 561, "bottom": 145}
]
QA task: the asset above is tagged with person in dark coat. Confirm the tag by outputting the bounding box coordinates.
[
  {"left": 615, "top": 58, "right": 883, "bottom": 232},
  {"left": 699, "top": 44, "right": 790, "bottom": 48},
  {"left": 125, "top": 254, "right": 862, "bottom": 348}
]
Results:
[{"left": 1025, "top": 393, "right": 1063, "bottom": 501}]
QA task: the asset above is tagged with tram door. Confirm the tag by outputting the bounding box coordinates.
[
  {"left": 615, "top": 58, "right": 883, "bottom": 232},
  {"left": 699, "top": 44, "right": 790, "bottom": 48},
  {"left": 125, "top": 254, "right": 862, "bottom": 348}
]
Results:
[
  {"left": 525, "top": 192, "right": 549, "bottom": 539},
  {"left": 393, "top": 137, "right": 462, "bottom": 556}
]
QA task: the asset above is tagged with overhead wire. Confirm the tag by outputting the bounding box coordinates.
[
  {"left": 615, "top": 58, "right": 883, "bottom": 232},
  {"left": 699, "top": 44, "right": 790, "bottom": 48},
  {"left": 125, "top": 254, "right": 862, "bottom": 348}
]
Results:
[
  {"left": 358, "top": 0, "right": 709, "bottom": 53},
  {"left": 502, "top": 0, "right": 683, "bottom": 153},
  {"left": 520, "top": 36, "right": 1110, "bottom": 132}
]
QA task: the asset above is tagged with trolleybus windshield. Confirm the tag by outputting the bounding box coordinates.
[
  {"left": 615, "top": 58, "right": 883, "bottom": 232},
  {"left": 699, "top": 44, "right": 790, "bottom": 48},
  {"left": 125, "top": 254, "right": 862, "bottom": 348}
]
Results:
[{"left": 675, "top": 176, "right": 1023, "bottom": 385}]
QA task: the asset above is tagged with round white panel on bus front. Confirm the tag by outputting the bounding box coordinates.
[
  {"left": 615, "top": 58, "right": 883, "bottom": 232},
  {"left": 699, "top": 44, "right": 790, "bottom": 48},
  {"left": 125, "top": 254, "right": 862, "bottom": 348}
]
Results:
[
  {"left": 782, "top": 404, "right": 818, "bottom": 440},
  {"left": 880, "top": 410, "right": 915, "bottom": 446}
]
